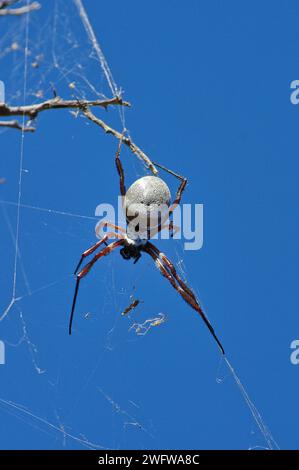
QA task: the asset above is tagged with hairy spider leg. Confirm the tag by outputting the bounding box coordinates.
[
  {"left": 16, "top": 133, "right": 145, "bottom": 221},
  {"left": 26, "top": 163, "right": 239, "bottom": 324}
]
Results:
[
  {"left": 144, "top": 243, "right": 225, "bottom": 355},
  {"left": 69, "top": 237, "right": 124, "bottom": 334},
  {"left": 95, "top": 221, "right": 126, "bottom": 240},
  {"left": 74, "top": 231, "right": 123, "bottom": 275},
  {"left": 74, "top": 234, "right": 109, "bottom": 275},
  {"left": 115, "top": 137, "right": 126, "bottom": 197},
  {"left": 150, "top": 161, "right": 187, "bottom": 238},
  {"left": 152, "top": 160, "right": 187, "bottom": 213},
  {"left": 149, "top": 219, "right": 181, "bottom": 239},
  {"left": 147, "top": 242, "right": 197, "bottom": 302},
  {"left": 168, "top": 220, "right": 180, "bottom": 238}
]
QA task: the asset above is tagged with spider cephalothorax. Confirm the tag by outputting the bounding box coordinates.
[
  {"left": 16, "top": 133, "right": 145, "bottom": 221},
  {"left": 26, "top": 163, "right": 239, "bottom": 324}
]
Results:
[
  {"left": 120, "top": 237, "right": 148, "bottom": 264},
  {"left": 69, "top": 140, "right": 225, "bottom": 355}
]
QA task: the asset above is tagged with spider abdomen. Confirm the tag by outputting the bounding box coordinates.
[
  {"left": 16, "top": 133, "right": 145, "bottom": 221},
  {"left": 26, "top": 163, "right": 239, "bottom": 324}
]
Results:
[{"left": 124, "top": 176, "right": 171, "bottom": 231}]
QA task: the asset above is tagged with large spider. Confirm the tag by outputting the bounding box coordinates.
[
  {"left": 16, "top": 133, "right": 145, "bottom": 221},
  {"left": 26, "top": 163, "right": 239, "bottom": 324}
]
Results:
[{"left": 69, "top": 142, "right": 225, "bottom": 355}]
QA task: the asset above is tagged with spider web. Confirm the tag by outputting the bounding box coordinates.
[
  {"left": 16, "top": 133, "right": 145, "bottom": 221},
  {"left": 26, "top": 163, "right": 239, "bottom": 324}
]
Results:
[
  {"left": 0, "top": 0, "right": 157, "bottom": 449},
  {"left": 0, "top": 0, "right": 279, "bottom": 450}
]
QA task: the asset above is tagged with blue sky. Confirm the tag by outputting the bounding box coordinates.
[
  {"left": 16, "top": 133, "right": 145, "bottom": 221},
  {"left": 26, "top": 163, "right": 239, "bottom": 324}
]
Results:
[{"left": 0, "top": 0, "right": 298, "bottom": 450}]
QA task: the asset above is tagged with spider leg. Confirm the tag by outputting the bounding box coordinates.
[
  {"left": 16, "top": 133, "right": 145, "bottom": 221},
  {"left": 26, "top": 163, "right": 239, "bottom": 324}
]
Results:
[
  {"left": 74, "top": 231, "right": 121, "bottom": 275},
  {"left": 147, "top": 242, "right": 196, "bottom": 302},
  {"left": 69, "top": 238, "right": 124, "bottom": 335},
  {"left": 95, "top": 221, "right": 125, "bottom": 240},
  {"left": 149, "top": 220, "right": 180, "bottom": 239},
  {"left": 168, "top": 220, "right": 180, "bottom": 238},
  {"left": 143, "top": 243, "right": 225, "bottom": 355},
  {"left": 133, "top": 252, "right": 141, "bottom": 264},
  {"left": 115, "top": 137, "right": 126, "bottom": 197},
  {"left": 152, "top": 160, "right": 187, "bottom": 216},
  {"left": 149, "top": 162, "right": 187, "bottom": 239},
  {"left": 74, "top": 235, "right": 109, "bottom": 275}
]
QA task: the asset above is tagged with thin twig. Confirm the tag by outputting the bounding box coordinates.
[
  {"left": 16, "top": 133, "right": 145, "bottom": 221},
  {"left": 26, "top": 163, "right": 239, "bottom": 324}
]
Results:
[
  {"left": 0, "top": 1, "right": 40, "bottom": 16},
  {"left": 0, "top": 96, "right": 130, "bottom": 119},
  {"left": 0, "top": 96, "right": 157, "bottom": 174},
  {"left": 0, "top": 120, "right": 35, "bottom": 131},
  {"left": 81, "top": 106, "right": 158, "bottom": 175}
]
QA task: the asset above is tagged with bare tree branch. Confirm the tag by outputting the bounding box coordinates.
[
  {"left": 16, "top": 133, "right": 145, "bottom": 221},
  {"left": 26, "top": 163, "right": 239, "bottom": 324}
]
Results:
[
  {"left": 0, "top": 5, "right": 157, "bottom": 182},
  {"left": 0, "top": 120, "right": 35, "bottom": 131},
  {"left": 81, "top": 106, "right": 158, "bottom": 175},
  {"left": 0, "top": 96, "right": 130, "bottom": 119},
  {"left": 0, "top": 1, "right": 40, "bottom": 16},
  {"left": 0, "top": 96, "right": 157, "bottom": 174}
]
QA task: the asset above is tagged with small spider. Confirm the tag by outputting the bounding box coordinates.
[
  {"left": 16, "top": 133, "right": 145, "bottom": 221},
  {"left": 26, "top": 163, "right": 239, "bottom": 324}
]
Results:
[{"left": 69, "top": 141, "right": 224, "bottom": 355}]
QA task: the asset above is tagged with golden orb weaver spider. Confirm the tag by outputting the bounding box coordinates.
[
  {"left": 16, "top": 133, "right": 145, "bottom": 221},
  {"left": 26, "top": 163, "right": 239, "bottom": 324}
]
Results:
[{"left": 68, "top": 140, "right": 224, "bottom": 355}]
